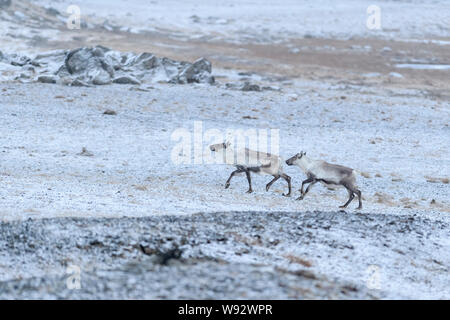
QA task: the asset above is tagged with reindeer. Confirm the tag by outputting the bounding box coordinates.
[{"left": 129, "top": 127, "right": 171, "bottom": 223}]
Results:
[
  {"left": 209, "top": 142, "right": 291, "bottom": 196},
  {"left": 285, "top": 152, "right": 362, "bottom": 209}
]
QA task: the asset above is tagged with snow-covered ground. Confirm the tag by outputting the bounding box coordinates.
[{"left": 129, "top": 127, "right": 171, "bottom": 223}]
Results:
[
  {"left": 0, "top": 82, "right": 448, "bottom": 220},
  {"left": 0, "top": 81, "right": 448, "bottom": 298}
]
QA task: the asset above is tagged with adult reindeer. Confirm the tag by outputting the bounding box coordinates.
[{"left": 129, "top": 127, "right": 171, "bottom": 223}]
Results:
[
  {"left": 209, "top": 141, "right": 291, "bottom": 196},
  {"left": 285, "top": 152, "right": 362, "bottom": 209}
]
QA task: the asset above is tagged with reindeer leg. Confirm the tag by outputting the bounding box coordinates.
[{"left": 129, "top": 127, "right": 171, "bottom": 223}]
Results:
[
  {"left": 225, "top": 168, "right": 243, "bottom": 189},
  {"left": 280, "top": 174, "right": 292, "bottom": 197},
  {"left": 299, "top": 177, "right": 314, "bottom": 194},
  {"left": 266, "top": 175, "right": 280, "bottom": 191},
  {"left": 339, "top": 184, "right": 355, "bottom": 209},
  {"left": 354, "top": 189, "right": 362, "bottom": 209},
  {"left": 245, "top": 170, "right": 253, "bottom": 193}
]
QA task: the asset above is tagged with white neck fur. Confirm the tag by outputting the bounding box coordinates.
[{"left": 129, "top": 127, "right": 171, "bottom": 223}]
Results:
[{"left": 295, "top": 155, "right": 316, "bottom": 173}]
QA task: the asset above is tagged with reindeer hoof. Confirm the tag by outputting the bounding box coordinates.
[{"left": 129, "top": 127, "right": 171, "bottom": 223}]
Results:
[
  {"left": 339, "top": 205, "right": 347, "bottom": 209},
  {"left": 356, "top": 206, "right": 362, "bottom": 210},
  {"left": 225, "top": 183, "right": 230, "bottom": 189},
  {"left": 246, "top": 189, "right": 253, "bottom": 194},
  {"left": 265, "top": 185, "right": 270, "bottom": 192},
  {"left": 296, "top": 196, "right": 303, "bottom": 201},
  {"left": 282, "top": 193, "right": 291, "bottom": 197}
]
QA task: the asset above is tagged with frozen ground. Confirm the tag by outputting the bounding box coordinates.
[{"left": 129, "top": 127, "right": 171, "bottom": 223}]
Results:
[
  {"left": 0, "top": 0, "right": 449, "bottom": 299},
  {"left": 0, "top": 81, "right": 448, "bottom": 299}
]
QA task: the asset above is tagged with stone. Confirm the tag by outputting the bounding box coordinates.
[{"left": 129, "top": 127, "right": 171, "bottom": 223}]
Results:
[
  {"left": 176, "top": 58, "right": 214, "bottom": 84},
  {"left": 241, "top": 82, "right": 261, "bottom": 92},
  {"left": 0, "top": 0, "right": 11, "bottom": 9},
  {"left": 37, "top": 75, "right": 57, "bottom": 84},
  {"left": 45, "top": 7, "right": 60, "bottom": 16},
  {"left": 112, "top": 75, "right": 141, "bottom": 85}
]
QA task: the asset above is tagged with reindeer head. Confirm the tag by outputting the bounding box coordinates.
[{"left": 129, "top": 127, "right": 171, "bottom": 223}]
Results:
[
  {"left": 285, "top": 151, "right": 306, "bottom": 166},
  {"left": 209, "top": 141, "right": 231, "bottom": 152}
]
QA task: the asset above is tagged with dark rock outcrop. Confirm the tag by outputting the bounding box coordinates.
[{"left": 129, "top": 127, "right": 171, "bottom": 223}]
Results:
[
  {"left": 0, "top": 46, "right": 215, "bottom": 86},
  {"left": 0, "top": 0, "right": 11, "bottom": 9}
]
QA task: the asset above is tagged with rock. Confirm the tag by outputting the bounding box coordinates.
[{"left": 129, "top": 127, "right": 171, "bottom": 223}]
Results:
[
  {"left": 45, "top": 7, "right": 60, "bottom": 16},
  {"left": 103, "top": 109, "right": 117, "bottom": 115},
  {"left": 389, "top": 72, "right": 404, "bottom": 78},
  {"left": 176, "top": 58, "right": 214, "bottom": 84},
  {"left": 63, "top": 47, "right": 114, "bottom": 86},
  {"left": 363, "top": 72, "right": 381, "bottom": 78},
  {"left": 130, "top": 52, "right": 158, "bottom": 70},
  {"left": 160, "top": 57, "right": 188, "bottom": 82},
  {"left": 9, "top": 54, "right": 30, "bottom": 66},
  {"left": 1, "top": 46, "right": 215, "bottom": 86},
  {"left": 238, "top": 72, "right": 254, "bottom": 76},
  {"left": 13, "top": 11, "right": 26, "bottom": 20},
  {"left": 0, "top": 0, "right": 11, "bottom": 9},
  {"left": 16, "top": 73, "right": 30, "bottom": 80},
  {"left": 225, "top": 83, "right": 240, "bottom": 90},
  {"left": 102, "top": 20, "right": 121, "bottom": 32},
  {"left": 261, "top": 86, "right": 281, "bottom": 91},
  {"left": 37, "top": 75, "right": 57, "bottom": 84},
  {"left": 70, "top": 79, "right": 90, "bottom": 87},
  {"left": 154, "top": 248, "right": 183, "bottom": 265},
  {"left": 77, "top": 147, "right": 93, "bottom": 157},
  {"left": 190, "top": 15, "right": 200, "bottom": 23},
  {"left": 112, "top": 75, "right": 141, "bottom": 85}
]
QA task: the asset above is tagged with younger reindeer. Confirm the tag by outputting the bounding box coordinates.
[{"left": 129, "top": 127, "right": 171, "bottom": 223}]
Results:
[
  {"left": 285, "top": 152, "right": 362, "bottom": 209},
  {"left": 209, "top": 142, "right": 291, "bottom": 196}
]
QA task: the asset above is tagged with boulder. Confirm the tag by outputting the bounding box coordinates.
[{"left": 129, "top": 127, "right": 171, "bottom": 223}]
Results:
[
  {"left": 128, "top": 52, "right": 158, "bottom": 70},
  {"left": 241, "top": 82, "right": 261, "bottom": 92},
  {"left": 70, "top": 79, "right": 90, "bottom": 87},
  {"left": 9, "top": 54, "right": 30, "bottom": 66},
  {"left": 176, "top": 58, "right": 214, "bottom": 84}
]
